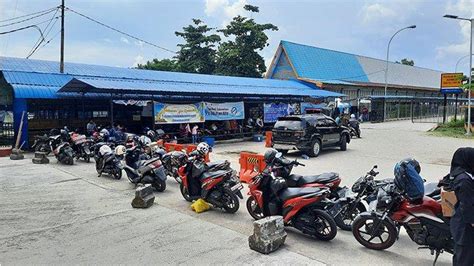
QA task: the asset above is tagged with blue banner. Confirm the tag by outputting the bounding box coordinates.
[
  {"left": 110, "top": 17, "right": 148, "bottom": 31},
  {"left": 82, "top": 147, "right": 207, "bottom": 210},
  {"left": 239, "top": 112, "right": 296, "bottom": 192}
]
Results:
[
  {"left": 154, "top": 102, "right": 205, "bottom": 124},
  {"left": 301, "top": 102, "right": 326, "bottom": 113},
  {"left": 203, "top": 102, "right": 245, "bottom": 121},
  {"left": 264, "top": 103, "right": 294, "bottom": 123}
]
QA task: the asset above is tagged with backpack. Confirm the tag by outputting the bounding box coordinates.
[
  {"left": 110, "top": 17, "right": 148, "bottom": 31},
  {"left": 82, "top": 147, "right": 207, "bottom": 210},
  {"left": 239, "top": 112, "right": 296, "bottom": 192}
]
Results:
[{"left": 394, "top": 162, "right": 425, "bottom": 201}]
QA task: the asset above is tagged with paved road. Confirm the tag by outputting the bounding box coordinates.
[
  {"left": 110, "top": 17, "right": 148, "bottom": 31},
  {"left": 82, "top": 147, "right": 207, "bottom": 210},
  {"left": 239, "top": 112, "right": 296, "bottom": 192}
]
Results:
[{"left": 1, "top": 120, "right": 471, "bottom": 265}]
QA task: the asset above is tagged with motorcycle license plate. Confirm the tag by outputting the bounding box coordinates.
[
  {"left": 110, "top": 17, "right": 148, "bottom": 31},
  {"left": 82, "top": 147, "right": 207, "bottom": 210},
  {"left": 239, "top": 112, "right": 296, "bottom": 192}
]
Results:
[
  {"left": 328, "top": 202, "right": 342, "bottom": 217},
  {"left": 231, "top": 183, "right": 243, "bottom": 191}
]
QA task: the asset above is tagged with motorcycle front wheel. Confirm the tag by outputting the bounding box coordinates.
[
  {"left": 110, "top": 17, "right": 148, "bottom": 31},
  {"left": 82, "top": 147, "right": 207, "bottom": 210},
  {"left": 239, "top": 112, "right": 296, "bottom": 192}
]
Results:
[
  {"left": 334, "top": 202, "right": 367, "bottom": 231},
  {"left": 246, "top": 196, "right": 265, "bottom": 220},
  {"left": 180, "top": 183, "right": 192, "bottom": 202},
  {"left": 114, "top": 169, "right": 122, "bottom": 180},
  {"left": 221, "top": 189, "right": 239, "bottom": 213},
  {"left": 352, "top": 215, "right": 397, "bottom": 250},
  {"left": 311, "top": 209, "right": 337, "bottom": 241},
  {"left": 153, "top": 179, "right": 166, "bottom": 192}
]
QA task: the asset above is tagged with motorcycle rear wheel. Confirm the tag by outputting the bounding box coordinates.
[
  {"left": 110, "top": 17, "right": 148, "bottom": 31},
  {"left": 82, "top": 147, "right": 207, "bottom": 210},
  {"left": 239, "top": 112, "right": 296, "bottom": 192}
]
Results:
[
  {"left": 334, "top": 202, "right": 367, "bottom": 231},
  {"left": 85, "top": 154, "right": 91, "bottom": 163},
  {"left": 246, "top": 196, "right": 265, "bottom": 220},
  {"left": 180, "top": 183, "right": 192, "bottom": 202},
  {"left": 352, "top": 215, "right": 397, "bottom": 250},
  {"left": 311, "top": 209, "right": 337, "bottom": 241},
  {"left": 221, "top": 189, "right": 239, "bottom": 213},
  {"left": 114, "top": 169, "right": 122, "bottom": 180}
]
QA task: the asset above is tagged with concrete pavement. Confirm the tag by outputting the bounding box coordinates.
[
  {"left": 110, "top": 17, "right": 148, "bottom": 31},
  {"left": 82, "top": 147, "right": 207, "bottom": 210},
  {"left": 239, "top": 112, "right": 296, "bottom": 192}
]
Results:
[{"left": 1, "top": 120, "right": 471, "bottom": 265}]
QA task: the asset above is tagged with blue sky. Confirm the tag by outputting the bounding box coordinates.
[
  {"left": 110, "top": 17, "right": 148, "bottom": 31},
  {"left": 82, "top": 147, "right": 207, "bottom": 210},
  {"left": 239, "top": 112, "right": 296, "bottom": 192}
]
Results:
[{"left": 0, "top": 0, "right": 472, "bottom": 74}]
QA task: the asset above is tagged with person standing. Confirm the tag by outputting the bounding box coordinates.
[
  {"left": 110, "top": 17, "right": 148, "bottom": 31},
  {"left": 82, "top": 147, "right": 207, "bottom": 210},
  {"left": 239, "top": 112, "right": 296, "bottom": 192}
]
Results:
[
  {"left": 191, "top": 124, "right": 199, "bottom": 144},
  {"left": 449, "top": 147, "right": 474, "bottom": 266},
  {"left": 86, "top": 119, "right": 96, "bottom": 136}
]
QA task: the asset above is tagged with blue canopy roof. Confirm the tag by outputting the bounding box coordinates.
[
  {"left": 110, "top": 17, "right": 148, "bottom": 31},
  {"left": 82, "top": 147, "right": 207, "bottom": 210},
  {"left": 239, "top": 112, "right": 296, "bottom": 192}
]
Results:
[{"left": 0, "top": 56, "right": 344, "bottom": 100}]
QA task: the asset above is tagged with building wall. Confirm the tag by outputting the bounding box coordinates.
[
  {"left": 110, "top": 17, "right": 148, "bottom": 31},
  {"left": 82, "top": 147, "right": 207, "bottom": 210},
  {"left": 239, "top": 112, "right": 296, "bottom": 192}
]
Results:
[{"left": 268, "top": 51, "right": 298, "bottom": 80}]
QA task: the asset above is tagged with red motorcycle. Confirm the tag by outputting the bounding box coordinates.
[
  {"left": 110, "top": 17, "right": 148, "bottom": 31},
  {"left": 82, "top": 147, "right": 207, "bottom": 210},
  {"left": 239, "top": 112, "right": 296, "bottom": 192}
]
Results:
[
  {"left": 178, "top": 154, "right": 243, "bottom": 213},
  {"left": 352, "top": 181, "right": 453, "bottom": 262},
  {"left": 246, "top": 167, "right": 337, "bottom": 241}
]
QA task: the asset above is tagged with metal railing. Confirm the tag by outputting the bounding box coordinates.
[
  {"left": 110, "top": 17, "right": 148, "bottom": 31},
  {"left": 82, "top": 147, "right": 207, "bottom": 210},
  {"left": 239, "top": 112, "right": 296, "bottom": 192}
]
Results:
[{"left": 412, "top": 104, "right": 465, "bottom": 124}]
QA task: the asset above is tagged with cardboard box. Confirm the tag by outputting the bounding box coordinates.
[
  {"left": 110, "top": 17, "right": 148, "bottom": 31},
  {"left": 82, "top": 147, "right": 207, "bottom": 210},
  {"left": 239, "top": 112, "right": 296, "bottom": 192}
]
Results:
[{"left": 441, "top": 189, "right": 457, "bottom": 217}]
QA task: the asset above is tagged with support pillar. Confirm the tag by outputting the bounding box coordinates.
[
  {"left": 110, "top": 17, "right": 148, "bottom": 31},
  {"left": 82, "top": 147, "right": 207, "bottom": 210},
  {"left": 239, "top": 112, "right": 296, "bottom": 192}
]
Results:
[{"left": 13, "top": 98, "right": 28, "bottom": 149}]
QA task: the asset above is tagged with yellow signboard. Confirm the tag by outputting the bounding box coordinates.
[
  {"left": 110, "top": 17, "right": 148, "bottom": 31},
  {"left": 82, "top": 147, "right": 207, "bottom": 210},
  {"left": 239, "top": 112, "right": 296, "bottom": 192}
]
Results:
[{"left": 441, "top": 73, "right": 463, "bottom": 88}]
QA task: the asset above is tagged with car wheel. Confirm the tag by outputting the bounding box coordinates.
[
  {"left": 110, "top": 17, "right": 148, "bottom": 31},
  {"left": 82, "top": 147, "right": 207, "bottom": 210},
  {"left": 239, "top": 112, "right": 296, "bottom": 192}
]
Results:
[
  {"left": 340, "top": 135, "right": 347, "bottom": 151},
  {"left": 307, "top": 139, "right": 321, "bottom": 157}
]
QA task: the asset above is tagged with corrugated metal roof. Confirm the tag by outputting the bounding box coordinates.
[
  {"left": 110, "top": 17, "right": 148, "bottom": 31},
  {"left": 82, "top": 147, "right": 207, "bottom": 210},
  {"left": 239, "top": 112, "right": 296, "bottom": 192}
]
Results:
[
  {"left": 60, "top": 76, "right": 344, "bottom": 98},
  {"left": 280, "top": 41, "right": 443, "bottom": 89},
  {"left": 0, "top": 56, "right": 343, "bottom": 99}
]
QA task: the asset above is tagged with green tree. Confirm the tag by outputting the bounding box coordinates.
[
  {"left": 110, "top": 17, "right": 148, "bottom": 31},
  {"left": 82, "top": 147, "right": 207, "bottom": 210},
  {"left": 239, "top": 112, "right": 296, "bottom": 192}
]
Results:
[
  {"left": 396, "top": 58, "right": 415, "bottom": 66},
  {"left": 137, "top": 58, "right": 178, "bottom": 72},
  {"left": 215, "top": 5, "right": 278, "bottom": 77},
  {"left": 175, "top": 19, "right": 221, "bottom": 74}
]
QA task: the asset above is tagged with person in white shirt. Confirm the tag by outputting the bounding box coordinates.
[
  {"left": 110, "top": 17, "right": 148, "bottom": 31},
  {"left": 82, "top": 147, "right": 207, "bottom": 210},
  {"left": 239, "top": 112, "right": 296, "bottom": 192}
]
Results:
[{"left": 192, "top": 124, "right": 199, "bottom": 144}]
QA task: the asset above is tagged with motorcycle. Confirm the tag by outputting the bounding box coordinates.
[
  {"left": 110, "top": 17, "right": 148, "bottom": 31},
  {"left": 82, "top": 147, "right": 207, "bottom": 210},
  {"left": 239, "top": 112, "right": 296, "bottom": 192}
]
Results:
[
  {"left": 178, "top": 154, "right": 243, "bottom": 213},
  {"left": 348, "top": 120, "right": 361, "bottom": 138},
  {"left": 160, "top": 150, "right": 188, "bottom": 184},
  {"left": 51, "top": 135, "right": 75, "bottom": 165},
  {"left": 123, "top": 146, "right": 167, "bottom": 192},
  {"left": 95, "top": 145, "right": 123, "bottom": 179},
  {"left": 31, "top": 134, "right": 53, "bottom": 154},
  {"left": 246, "top": 166, "right": 338, "bottom": 241},
  {"left": 70, "top": 133, "right": 93, "bottom": 162},
  {"left": 270, "top": 154, "right": 345, "bottom": 199},
  {"left": 351, "top": 180, "right": 453, "bottom": 263}
]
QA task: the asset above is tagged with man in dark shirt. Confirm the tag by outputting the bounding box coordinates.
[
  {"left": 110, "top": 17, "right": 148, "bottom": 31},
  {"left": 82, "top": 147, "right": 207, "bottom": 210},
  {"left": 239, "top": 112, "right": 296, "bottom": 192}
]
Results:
[{"left": 449, "top": 147, "right": 474, "bottom": 266}]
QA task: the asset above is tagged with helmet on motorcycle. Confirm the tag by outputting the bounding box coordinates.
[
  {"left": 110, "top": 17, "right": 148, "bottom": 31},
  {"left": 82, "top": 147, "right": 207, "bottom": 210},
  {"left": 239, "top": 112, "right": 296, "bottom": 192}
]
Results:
[
  {"left": 115, "top": 145, "right": 126, "bottom": 156},
  {"left": 264, "top": 149, "right": 278, "bottom": 164},
  {"left": 146, "top": 130, "right": 156, "bottom": 139},
  {"left": 350, "top": 114, "right": 356, "bottom": 119},
  {"left": 138, "top": 135, "right": 151, "bottom": 146},
  {"left": 394, "top": 158, "right": 421, "bottom": 178},
  {"left": 99, "top": 145, "right": 113, "bottom": 156},
  {"left": 196, "top": 142, "right": 210, "bottom": 155}
]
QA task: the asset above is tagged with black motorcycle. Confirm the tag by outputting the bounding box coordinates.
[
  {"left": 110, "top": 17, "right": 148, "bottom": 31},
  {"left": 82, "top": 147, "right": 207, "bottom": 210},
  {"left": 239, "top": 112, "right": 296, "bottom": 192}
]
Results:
[
  {"left": 95, "top": 144, "right": 123, "bottom": 179},
  {"left": 348, "top": 120, "right": 361, "bottom": 138},
  {"left": 51, "top": 135, "right": 75, "bottom": 165},
  {"left": 160, "top": 150, "right": 188, "bottom": 184},
  {"left": 123, "top": 146, "right": 167, "bottom": 192}
]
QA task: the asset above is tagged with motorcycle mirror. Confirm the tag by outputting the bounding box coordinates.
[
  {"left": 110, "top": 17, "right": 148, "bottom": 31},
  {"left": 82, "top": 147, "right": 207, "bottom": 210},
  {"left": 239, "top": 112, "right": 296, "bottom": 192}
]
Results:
[
  {"left": 275, "top": 152, "right": 282, "bottom": 159},
  {"left": 373, "top": 165, "right": 378, "bottom": 169}
]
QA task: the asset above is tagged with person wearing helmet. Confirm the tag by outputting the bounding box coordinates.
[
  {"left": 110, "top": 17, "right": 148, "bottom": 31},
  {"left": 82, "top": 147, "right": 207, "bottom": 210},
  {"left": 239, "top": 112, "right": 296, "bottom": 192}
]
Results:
[
  {"left": 449, "top": 148, "right": 474, "bottom": 266},
  {"left": 264, "top": 149, "right": 278, "bottom": 165},
  {"left": 349, "top": 113, "right": 361, "bottom": 138}
]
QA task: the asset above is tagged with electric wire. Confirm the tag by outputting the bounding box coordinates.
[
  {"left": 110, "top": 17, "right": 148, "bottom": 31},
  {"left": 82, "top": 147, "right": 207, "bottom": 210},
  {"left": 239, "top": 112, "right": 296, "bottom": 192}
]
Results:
[
  {"left": 0, "top": 6, "right": 58, "bottom": 23},
  {"left": 0, "top": 7, "right": 58, "bottom": 28},
  {"left": 66, "top": 7, "right": 176, "bottom": 54},
  {"left": 27, "top": 8, "right": 60, "bottom": 58}
]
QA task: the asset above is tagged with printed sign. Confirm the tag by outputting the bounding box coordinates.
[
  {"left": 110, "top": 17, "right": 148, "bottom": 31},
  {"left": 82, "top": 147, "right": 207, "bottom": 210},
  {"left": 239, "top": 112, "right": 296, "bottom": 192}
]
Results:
[
  {"left": 264, "top": 103, "right": 295, "bottom": 123},
  {"left": 203, "top": 102, "right": 245, "bottom": 121},
  {"left": 154, "top": 102, "right": 204, "bottom": 124},
  {"left": 441, "top": 73, "right": 463, "bottom": 88}
]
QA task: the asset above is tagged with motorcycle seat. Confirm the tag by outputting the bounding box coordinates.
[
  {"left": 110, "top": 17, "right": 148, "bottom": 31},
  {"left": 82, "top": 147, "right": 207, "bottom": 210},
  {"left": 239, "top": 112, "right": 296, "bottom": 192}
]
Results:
[
  {"left": 201, "top": 169, "right": 231, "bottom": 180},
  {"left": 424, "top": 182, "right": 441, "bottom": 198},
  {"left": 279, "top": 187, "right": 326, "bottom": 201},
  {"left": 144, "top": 157, "right": 160, "bottom": 165},
  {"left": 287, "top": 172, "right": 339, "bottom": 186}
]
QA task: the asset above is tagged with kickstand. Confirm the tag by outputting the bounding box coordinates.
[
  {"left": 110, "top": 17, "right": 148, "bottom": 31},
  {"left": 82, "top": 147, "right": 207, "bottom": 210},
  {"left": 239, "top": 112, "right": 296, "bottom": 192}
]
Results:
[{"left": 432, "top": 250, "right": 441, "bottom": 266}]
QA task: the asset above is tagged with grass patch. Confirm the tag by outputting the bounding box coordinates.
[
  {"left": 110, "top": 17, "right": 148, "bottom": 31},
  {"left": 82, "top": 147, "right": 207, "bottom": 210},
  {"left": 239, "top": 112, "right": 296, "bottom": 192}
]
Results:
[{"left": 430, "top": 119, "right": 474, "bottom": 139}]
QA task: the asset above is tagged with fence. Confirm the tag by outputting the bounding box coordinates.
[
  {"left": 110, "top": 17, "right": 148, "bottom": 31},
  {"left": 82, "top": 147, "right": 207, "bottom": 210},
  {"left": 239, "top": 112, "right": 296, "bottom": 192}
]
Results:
[
  {"left": 412, "top": 103, "right": 465, "bottom": 124},
  {"left": 0, "top": 122, "right": 14, "bottom": 147}
]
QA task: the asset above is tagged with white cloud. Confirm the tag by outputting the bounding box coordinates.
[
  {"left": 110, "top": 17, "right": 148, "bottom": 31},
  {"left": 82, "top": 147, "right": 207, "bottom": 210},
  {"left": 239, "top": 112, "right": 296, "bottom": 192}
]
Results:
[
  {"left": 436, "top": 0, "right": 473, "bottom": 59},
  {"left": 120, "top": 36, "right": 130, "bottom": 44},
  {"left": 204, "top": 0, "right": 248, "bottom": 26},
  {"left": 134, "top": 40, "right": 144, "bottom": 47},
  {"left": 360, "top": 3, "right": 397, "bottom": 24},
  {"left": 132, "top": 55, "right": 144, "bottom": 67}
]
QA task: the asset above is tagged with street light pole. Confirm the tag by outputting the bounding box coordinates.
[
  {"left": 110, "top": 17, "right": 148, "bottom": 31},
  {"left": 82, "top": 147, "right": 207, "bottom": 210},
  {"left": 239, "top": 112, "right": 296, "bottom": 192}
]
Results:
[
  {"left": 384, "top": 25, "right": 416, "bottom": 122},
  {"left": 444, "top": 15, "right": 472, "bottom": 136}
]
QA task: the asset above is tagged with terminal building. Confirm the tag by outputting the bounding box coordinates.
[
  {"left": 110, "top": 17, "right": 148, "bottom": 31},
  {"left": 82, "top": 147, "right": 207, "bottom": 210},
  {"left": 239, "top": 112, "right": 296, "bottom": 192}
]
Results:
[
  {"left": 0, "top": 56, "right": 341, "bottom": 148},
  {"left": 266, "top": 41, "right": 467, "bottom": 121}
]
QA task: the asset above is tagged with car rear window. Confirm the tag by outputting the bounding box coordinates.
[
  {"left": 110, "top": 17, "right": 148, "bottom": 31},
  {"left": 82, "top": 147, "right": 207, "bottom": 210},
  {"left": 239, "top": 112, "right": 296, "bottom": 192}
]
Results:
[{"left": 274, "top": 119, "right": 304, "bottom": 130}]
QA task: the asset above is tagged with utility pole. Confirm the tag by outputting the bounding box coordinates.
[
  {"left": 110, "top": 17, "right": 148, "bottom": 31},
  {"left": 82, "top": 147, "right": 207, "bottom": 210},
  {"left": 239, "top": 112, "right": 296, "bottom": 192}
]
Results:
[{"left": 60, "top": 0, "right": 65, "bottom": 73}]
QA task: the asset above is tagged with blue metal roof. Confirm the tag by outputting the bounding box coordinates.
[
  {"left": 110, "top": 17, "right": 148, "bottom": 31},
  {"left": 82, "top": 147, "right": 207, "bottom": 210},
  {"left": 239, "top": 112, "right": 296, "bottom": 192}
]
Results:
[
  {"left": 278, "top": 41, "right": 443, "bottom": 89},
  {"left": 0, "top": 56, "right": 343, "bottom": 99},
  {"left": 281, "top": 41, "right": 369, "bottom": 83}
]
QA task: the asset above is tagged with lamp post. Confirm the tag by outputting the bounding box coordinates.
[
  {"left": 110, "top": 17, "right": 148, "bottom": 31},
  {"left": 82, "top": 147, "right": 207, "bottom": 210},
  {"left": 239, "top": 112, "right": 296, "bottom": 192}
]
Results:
[
  {"left": 384, "top": 25, "right": 416, "bottom": 122},
  {"left": 444, "top": 14, "right": 472, "bottom": 136}
]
